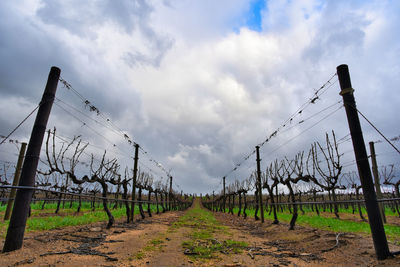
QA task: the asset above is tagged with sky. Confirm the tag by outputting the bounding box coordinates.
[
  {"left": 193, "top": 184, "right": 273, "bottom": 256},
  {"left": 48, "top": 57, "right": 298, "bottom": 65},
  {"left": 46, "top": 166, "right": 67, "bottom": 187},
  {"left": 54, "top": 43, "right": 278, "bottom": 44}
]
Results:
[{"left": 0, "top": 0, "right": 399, "bottom": 194}]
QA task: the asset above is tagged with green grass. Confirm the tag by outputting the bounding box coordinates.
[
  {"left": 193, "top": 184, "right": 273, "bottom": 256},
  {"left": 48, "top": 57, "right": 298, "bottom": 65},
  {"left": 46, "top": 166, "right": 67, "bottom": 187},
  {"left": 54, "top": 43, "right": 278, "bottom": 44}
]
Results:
[
  {"left": 284, "top": 205, "right": 399, "bottom": 217},
  {"left": 230, "top": 206, "right": 400, "bottom": 242},
  {"left": 0, "top": 202, "right": 164, "bottom": 237},
  {"left": 182, "top": 239, "right": 248, "bottom": 259},
  {"left": 150, "top": 238, "right": 164, "bottom": 246},
  {"left": 0, "top": 201, "right": 94, "bottom": 213},
  {"left": 0, "top": 208, "right": 126, "bottom": 236},
  {"left": 212, "top": 203, "right": 399, "bottom": 217},
  {"left": 132, "top": 234, "right": 167, "bottom": 260},
  {"left": 175, "top": 201, "right": 248, "bottom": 259},
  {"left": 134, "top": 251, "right": 145, "bottom": 260},
  {"left": 0, "top": 200, "right": 165, "bottom": 214},
  {"left": 173, "top": 204, "right": 224, "bottom": 230}
]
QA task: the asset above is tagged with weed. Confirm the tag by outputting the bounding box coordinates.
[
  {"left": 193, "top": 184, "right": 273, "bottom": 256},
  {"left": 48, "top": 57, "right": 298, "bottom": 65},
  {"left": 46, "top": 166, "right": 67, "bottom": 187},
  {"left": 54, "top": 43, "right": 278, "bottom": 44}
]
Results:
[
  {"left": 150, "top": 238, "right": 164, "bottom": 246},
  {"left": 135, "top": 251, "right": 145, "bottom": 260}
]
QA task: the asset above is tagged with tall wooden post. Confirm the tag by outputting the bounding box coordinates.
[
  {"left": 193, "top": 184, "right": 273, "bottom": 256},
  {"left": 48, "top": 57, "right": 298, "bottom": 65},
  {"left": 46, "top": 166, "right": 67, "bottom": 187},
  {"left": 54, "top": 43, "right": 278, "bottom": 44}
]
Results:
[
  {"left": 3, "top": 67, "right": 60, "bottom": 252},
  {"left": 337, "top": 64, "right": 390, "bottom": 260},
  {"left": 369, "top": 141, "right": 386, "bottom": 223},
  {"left": 4, "top": 143, "right": 27, "bottom": 221},
  {"left": 169, "top": 176, "right": 173, "bottom": 210},
  {"left": 223, "top": 176, "right": 226, "bottom": 212},
  {"left": 130, "top": 143, "right": 139, "bottom": 222},
  {"left": 256, "top": 146, "right": 264, "bottom": 223},
  {"left": 212, "top": 190, "right": 215, "bottom": 211}
]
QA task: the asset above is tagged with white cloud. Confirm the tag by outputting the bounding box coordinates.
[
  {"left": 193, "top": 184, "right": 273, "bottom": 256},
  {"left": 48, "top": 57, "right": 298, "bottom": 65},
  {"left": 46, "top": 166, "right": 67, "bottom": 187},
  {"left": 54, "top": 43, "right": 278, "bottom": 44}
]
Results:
[{"left": 1, "top": 0, "right": 399, "bottom": 193}]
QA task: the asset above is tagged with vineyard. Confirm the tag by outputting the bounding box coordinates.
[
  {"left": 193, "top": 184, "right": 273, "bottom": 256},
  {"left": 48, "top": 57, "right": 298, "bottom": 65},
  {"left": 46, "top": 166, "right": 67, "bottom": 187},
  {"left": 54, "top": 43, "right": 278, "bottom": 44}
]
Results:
[
  {"left": 201, "top": 130, "right": 400, "bottom": 234},
  {"left": 0, "top": 65, "right": 400, "bottom": 266}
]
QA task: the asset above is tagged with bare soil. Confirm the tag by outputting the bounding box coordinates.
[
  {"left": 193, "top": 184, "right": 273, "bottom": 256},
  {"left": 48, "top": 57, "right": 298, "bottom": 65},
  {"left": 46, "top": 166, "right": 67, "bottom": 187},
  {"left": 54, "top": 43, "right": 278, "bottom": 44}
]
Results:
[{"left": 1, "top": 205, "right": 400, "bottom": 267}]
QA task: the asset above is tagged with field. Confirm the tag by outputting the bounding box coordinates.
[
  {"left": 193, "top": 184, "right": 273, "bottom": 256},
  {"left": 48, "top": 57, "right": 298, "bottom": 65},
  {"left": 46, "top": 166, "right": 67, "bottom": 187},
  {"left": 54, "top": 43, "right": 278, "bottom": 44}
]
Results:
[
  {"left": 1, "top": 198, "right": 400, "bottom": 266},
  {"left": 231, "top": 206, "right": 400, "bottom": 243},
  {"left": 0, "top": 201, "right": 162, "bottom": 235}
]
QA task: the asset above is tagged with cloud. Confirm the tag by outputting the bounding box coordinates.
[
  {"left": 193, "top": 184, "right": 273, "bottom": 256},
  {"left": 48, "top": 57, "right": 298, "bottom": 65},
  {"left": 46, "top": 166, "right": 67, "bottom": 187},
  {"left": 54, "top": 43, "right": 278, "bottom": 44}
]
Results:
[
  {"left": 0, "top": 96, "right": 38, "bottom": 141},
  {"left": 36, "top": 0, "right": 154, "bottom": 36},
  {"left": 1, "top": 0, "right": 399, "bottom": 194}
]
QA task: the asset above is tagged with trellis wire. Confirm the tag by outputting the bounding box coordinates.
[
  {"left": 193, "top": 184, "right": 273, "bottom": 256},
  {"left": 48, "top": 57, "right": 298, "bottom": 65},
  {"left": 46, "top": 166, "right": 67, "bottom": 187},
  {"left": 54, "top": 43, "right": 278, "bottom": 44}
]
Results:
[{"left": 0, "top": 185, "right": 188, "bottom": 205}]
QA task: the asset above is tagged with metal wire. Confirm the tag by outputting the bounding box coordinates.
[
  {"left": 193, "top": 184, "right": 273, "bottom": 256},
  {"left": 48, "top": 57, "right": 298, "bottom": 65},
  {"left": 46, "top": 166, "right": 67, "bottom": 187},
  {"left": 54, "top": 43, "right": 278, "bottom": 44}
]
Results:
[{"left": 0, "top": 185, "right": 189, "bottom": 204}]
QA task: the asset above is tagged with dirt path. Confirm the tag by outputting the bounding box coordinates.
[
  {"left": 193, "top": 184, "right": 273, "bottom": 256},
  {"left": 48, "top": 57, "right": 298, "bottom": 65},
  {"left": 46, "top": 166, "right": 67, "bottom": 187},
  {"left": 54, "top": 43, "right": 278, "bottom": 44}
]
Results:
[
  {"left": 214, "top": 211, "right": 400, "bottom": 266},
  {"left": 1, "top": 211, "right": 184, "bottom": 267},
  {"left": 1, "top": 200, "right": 400, "bottom": 266}
]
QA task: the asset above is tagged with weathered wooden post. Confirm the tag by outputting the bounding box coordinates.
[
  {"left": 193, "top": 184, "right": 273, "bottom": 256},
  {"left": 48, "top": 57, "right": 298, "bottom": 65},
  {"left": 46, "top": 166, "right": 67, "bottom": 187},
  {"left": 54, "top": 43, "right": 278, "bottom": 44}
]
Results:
[
  {"left": 169, "top": 176, "right": 173, "bottom": 210},
  {"left": 3, "top": 66, "right": 60, "bottom": 252},
  {"left": 223, "top": 176, "right": 226, "bottom": 212},
  {"left": 212, "top": 190, "right": 215, "bottom": 211},
  {"left": 256, "top": 146, "right": 264, "bottom": 223},
  {"left": 369, "top": 141, "right": 386, "bottom": 223},
  {"left": 130, "top": 143, "right": 139, "bottom": 222},
  {"left": 4, "top": 143, "right": 27, "bottom": 221},
  {"left": 337, "top": 64, "right": 390, "bottom": 260}
]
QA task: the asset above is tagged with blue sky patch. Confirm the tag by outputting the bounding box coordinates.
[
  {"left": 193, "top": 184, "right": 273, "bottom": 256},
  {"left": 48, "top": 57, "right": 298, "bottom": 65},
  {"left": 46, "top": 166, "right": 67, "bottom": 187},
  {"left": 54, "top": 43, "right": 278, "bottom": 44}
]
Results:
[{"left": 245, "top": 0, "right": 266, "bottom": 32}]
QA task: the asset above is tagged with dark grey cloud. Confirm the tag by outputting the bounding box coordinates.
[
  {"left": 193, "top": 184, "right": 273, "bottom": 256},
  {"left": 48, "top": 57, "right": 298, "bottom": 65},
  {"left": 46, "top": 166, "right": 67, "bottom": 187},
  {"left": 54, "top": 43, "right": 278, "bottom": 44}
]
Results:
[{"left": 0, "top": 3, "right": 70, "bottom": 100}]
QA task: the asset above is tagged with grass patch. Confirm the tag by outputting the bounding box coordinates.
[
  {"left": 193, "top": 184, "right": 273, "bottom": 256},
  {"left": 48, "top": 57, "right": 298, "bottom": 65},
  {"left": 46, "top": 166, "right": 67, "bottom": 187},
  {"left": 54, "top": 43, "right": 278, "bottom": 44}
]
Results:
[
  {"left": 0, "top": 204, "right": 163, "bottom": 237},
  {"left": 182, "top": 239, "right": 248, "bottom": 259},
  {"left": 176, "top": 200, "right": 248, "bottom": 260},
  {"left": 235, "top": 207, "right": 400, "bottom": 242},
  {"left": 132, "top": 235, "right": 166, "bottom": 261},
  {"left": 134, "top": 251, "right": 145, "bottom": 260},
  {"left": 150, "top": 238, "right": 164, "bottom": 246},
  {"left": 173, "top": 201, "right": 226, "bottom": 233},
  {"left": 192, "top": 230, "right": 212, "bottom": 240},
  {"left": 0, "top": 201, "right": 164, "bottom": 217}
]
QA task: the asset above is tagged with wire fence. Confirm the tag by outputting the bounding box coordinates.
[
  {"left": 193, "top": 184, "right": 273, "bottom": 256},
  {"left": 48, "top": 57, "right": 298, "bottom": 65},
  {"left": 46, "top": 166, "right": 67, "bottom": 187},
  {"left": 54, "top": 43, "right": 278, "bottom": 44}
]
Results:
[
  {"left": 0, "top": 185, "right": 176, "bottom": 205},
  {"left": 1, "top": 184, "right": 398, "bottom": 212}
]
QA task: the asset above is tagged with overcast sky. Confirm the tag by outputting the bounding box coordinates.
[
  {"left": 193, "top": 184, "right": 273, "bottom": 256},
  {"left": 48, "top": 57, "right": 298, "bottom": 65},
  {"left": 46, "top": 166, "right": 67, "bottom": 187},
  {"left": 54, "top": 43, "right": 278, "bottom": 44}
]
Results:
[{"left": 0, "top": 0, "right": 399, "bottom": 194}]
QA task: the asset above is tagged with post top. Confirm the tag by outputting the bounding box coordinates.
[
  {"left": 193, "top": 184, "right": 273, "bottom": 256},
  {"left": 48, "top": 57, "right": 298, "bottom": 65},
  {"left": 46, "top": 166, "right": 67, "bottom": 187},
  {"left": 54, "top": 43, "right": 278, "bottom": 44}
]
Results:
[
  {"left": 336, "top": 64, "right": 352, "bottom": 89},
  {"left": 50, "top": 66, "right": 61, "bottom": 76}
]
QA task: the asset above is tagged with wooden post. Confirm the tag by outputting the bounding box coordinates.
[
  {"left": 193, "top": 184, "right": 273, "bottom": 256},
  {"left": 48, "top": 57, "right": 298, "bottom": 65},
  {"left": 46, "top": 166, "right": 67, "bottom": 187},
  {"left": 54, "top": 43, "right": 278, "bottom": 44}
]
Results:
[
  {"left": 4, "top": 143, "right": 27, "bottom": 221},
  {"left": 130, "top": 143, "right": 139, "bottom": 222},
  {"left": 169, "top": 176, "right": 173, "bottom": 210},
  {"left": 3, "top": 66, "right": 60, "bottom": 252},
  {"left": 369, "top": 141, "right": 386, "bottom": 223},
  {"left": 223, "top": 176, "right": 226, "bottom": 212},
  {"left": 212, "top": 190, "right": 215, "bottom": 211},
  {"left": 256, "top": 146, "right": 264, "bottom": 223},
  {"left": 337, "top": 64, "right": 390, "bottom": 260}
]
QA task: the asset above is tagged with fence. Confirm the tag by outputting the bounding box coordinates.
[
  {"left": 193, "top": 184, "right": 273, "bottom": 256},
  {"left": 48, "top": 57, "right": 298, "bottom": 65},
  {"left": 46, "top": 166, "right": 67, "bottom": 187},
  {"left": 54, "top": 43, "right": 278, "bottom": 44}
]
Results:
[
  {"left": 207, "top": 65, "right": 399, "bottom": 260},
  {"left": 0, "top": 67, "right": 190, "bottom": 253}
]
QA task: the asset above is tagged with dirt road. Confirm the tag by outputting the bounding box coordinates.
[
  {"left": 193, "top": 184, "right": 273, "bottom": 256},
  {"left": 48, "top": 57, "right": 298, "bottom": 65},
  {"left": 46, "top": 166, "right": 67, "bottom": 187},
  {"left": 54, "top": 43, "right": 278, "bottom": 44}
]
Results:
[{"left": 1, "top": 199, "right": 399, "bottom": 266}]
